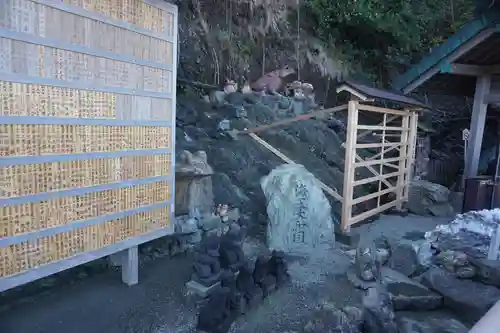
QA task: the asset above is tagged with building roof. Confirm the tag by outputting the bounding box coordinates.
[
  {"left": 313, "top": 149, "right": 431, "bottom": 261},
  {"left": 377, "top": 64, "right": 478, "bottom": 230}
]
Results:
[
  {"left": 336, "top": 80, "right": 430, "bottom": 109},
  {"left": 391, "top": 11, "right": 500, "bottom": 94}
]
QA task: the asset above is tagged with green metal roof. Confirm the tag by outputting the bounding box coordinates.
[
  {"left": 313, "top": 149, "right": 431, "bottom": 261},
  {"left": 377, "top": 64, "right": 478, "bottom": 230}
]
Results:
[{"left": 391, "top": 11, "right": 500, "bottom": 92}]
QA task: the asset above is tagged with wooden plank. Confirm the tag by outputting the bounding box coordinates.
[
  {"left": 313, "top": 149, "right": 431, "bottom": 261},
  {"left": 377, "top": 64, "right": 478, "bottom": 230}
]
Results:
[
  {"left": 442, "top": 63, "right": 500, "bottom": 76},
  {"left": 335, "top": 84, "right": 373, "bottom": 101},
  {"left": 348, "top": 199, "right": 403, "bottom": 226},
  {"left": 357, "top": 104, "right": 410, "bottom": 116},
  {"left": 376, "top": 114, "right": 387, "bottom": 207},
  {"left": 386, "top": 162, "right": 401, "bottom": 169},
  {"left": 396, "top": 114, "right": 410, "bottom": 209},
  {"left": 485, "top": 94, "right": 500, "bottom": 104},
  {"left": 355, "top": 115, "right": 399, "bottom": 142},
  {"left": 404, "top": 112, "right": 419, "bottom": 199},
  {"left": 365, "top": 144, "right": 403, "bottom": 161},
  {"left": 354, "top": 156, "right": 404, "bottom": 168},
  {"left": 354, "top": 153, "right": 393, "bottom": 188},
  {"left": 355, "top": 142, "right": 403, "bottom": 149},
  {"left": 247, "top": 132, "right": 343, "bottom": 202},
  {"left": 341, "top": 100, "right": 358, "bottom": 231},
  {"left": 353, "top": 170, "right": 405, "bottom": 187},
  {"left": 240, "top": 104, "right": 348, "bottom": 134},
  {"left": 371, "top": 133, "right": 405, "bottom": 138},
  {"left": 357, "top": 125, "right": 408, "bottom": 131},
  {"left": 352, "top": 185, "right": 401, "bottom": 206}
]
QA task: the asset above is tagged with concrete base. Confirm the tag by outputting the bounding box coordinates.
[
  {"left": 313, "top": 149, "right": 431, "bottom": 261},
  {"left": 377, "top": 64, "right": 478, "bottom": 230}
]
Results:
[
  {"left": 107, "top": 246, "right": 139, "bottom": 286},
  {"left": 334, "top": 223, "right": 360, "bottom": 246},
  {"left": 185, "top": 280, "right": 221, "bottom": 298}
]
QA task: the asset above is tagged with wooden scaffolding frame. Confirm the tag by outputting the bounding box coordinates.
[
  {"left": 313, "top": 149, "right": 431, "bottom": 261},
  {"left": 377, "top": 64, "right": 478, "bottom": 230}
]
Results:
[
  {"left": 237, "top": 81, "right": 426, "bottom": 233},
  {"left": 341, "top": 100, "right": 418, "bottom": 231}
]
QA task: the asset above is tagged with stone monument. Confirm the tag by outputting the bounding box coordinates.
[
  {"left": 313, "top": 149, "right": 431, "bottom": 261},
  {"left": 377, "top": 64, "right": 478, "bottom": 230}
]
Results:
[
  {"left": 260, "top": 164, "right": 335, "bottom": 256},
  {"left": 175, "top": 150, "right": 214, "bottom": 217}
]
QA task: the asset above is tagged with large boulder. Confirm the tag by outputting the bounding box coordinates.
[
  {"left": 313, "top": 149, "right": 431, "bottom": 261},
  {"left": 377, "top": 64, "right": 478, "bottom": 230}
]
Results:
[
  {"left": 423, "top": 209, "right": 500, "bottom": 260},
  {"left": 469, "top": 257, "right": 500, "bottom": 287},
  {"left": 261, "top": 164, "right": 335, "bottom": 256},
  {"left": 421, "top": 267, "right": 500, "bottom": 323},
  {"left": 406, "top": 181, "right": 454, "bottom": 217},
  {"left": 387, "top": 243, "right": 420, "bottom": 277},
  {"left": 382, "top": 268, "right": 442, "bottom": 311},
  {"left": 396, "top": 313, "right": 468, "bottom": 333}
]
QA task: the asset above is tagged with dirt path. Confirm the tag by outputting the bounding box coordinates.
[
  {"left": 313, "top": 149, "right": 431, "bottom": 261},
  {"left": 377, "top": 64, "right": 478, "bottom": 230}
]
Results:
[{"left": 0, "top": 214, "right": 452, "bottom": 333}]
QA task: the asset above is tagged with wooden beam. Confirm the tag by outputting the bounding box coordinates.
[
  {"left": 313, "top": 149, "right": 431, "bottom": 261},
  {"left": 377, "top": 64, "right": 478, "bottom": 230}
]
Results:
[
  {"left": 402, "top": 29, "right": 496, "bottom": 94},
  {"left": 485, "top": 94, "right": 500, "bottom": 104},
  {"left": 355, "top": 142, "right": 403, "bottom": 149},
  {"left": 441, "top": 63, "right": 487, "bottom": 76},
  {"left": 341, "top": 101, "right": 359, "bottom": 230},
  {"left": 357, "top": 104, "right": 410, "bottom": 116},
  {"left": 396, "top": 114, "right": 410, "bottom": 209},
  {"left": 240, "top": 104, "right": 348, "bottom": 134},
  {"left": 465, "top": 75, "right": 491, "bottom": 178},
  {"left": 354, "top": 154, "right": 393, "bottom": 188},
  {"left": 247, "top": 132, "right": 343, "bottom": 202},
  {"left": 348, "top": 198, "right": 403, "bottom": 226},
  {"left": 356, "top": 115, "right": 399, "bottom": 141},
  {"left": 353, "top": 170, "right": 404, "bottom": 187},
  {"left": 352, "top": 186, "right": 399, "bottom": 205},
  {"left": 336, "top": 84, "right": 374, "bottom": 102},
  {"left": 441, "top": 63, "right": 500, "bottom": 76},
  {"left": 366, "top": 145, "right": 402, "bottom": 161},
  {"left": 357, "top": 125, "right": 407, "bottom": 132},
  {"left": 354, "top": 156, "right": 404, "bottom": 168}
]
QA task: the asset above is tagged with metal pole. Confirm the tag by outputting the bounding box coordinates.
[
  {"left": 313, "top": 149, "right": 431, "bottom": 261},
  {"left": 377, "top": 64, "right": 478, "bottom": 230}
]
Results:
[{"left": 491, "top": 120, "right": 500, "bottom": 209}]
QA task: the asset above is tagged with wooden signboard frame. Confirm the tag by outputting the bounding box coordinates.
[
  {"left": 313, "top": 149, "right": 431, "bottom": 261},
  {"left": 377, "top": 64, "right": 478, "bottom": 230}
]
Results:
[{"left": 0, "top": 0, "right": 178, "bottom": 292}]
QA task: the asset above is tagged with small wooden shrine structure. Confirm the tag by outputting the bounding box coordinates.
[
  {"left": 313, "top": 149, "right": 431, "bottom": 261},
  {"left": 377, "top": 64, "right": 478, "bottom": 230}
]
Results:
[
  {"left": 335, "top": 81, "right": 428, "bottom": 231},
  {"left": 241, "top": 81, "right": 428, "bottom": 233}
]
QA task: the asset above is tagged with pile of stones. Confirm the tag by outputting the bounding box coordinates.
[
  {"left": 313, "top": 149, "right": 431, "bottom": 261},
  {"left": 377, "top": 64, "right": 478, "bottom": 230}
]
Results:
[
  {"left": 195, "top": 250, "right": 290, "bottom": 333},
  {"left": 187, "top": 221, "right": 246, "bottom": 296},
  {"left": 343, "top": 228, "right": 500, "bottom": 332}
]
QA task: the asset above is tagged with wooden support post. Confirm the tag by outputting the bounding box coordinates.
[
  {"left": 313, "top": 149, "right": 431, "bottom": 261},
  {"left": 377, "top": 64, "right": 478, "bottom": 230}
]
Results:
[
  {"left": 404, "top": 112, "right": 418, "bottom": 200},
  {"left": 464, "top": 75, "right": 491, "bottom": 178},
  {"left": 108, "top": 246, "right": 139, "bottom": 286},
  {"left": 377, "top": 114, "right": 387, "bottom": 208},
  {"left": 341, "top": 100, "right": 359, "bottom": 231},
  {"left": 396, "top": 114, "right": 410, "bottom": 209},
  {"left": 122, "top": 246, "right": 139, "bottom": 286}
]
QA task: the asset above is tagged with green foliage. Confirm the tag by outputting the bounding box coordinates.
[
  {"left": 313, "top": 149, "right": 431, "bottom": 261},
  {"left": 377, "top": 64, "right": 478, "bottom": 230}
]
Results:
[{"left": 304, "top": 0, "right": 475, "bottom": 84}]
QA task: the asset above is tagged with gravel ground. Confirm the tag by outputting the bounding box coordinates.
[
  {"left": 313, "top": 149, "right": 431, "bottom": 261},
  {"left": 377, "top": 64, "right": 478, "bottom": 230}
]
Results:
[{"left": 0, "top": 214, "right": 451, "bottom": 333}]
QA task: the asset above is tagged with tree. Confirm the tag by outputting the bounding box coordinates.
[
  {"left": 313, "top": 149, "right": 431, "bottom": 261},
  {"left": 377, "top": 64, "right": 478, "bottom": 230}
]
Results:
[{"left": 304, "top": 0, "right": 475, "bottom": 84}]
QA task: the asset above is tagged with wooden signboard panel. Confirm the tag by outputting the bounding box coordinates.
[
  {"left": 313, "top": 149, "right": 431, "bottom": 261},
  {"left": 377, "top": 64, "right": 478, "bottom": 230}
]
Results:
[{"left": 0, "top": 0, "right": 177, "bottom": 291}]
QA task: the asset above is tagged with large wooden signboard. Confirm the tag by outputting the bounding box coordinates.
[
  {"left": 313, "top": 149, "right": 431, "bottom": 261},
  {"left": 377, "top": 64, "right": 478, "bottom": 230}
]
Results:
[{"left": 0, "top": 0, "right": 177, "bottom": 291}]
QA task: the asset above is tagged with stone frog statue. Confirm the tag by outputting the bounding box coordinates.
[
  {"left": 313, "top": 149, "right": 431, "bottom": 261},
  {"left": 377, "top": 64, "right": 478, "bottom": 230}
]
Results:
[{"left": 250, "top": 66, "right": 296, "bottom": 95}]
